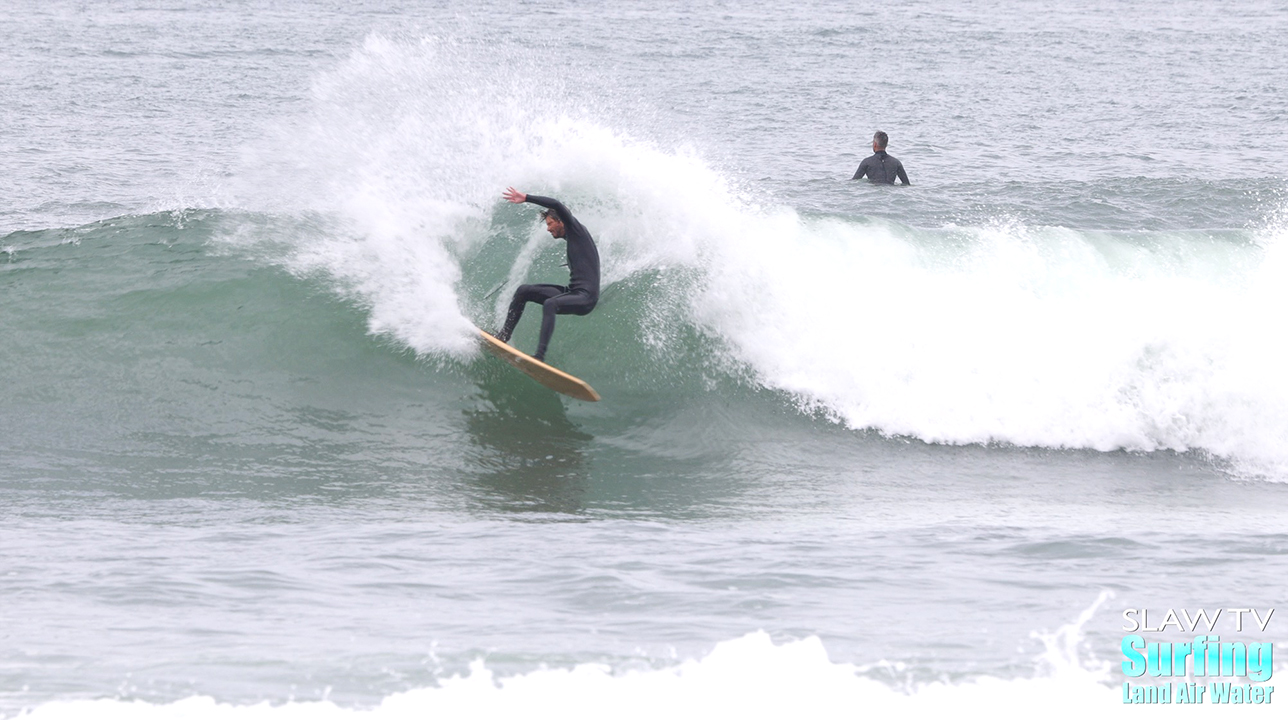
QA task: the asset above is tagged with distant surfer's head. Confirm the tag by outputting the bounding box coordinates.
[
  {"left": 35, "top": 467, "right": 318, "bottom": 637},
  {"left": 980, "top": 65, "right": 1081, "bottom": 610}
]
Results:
[
  {"left": 873, "top": 131, "right": 889, "bottom": 150},
  {"left": 541, "top": 209, "right": 566, "bottom": 239}
]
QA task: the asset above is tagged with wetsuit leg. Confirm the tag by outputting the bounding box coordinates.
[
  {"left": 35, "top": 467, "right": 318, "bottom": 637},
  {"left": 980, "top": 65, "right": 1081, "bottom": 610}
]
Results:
[
  {"left": 496, "top": 284, "right": 566, "bottom": 343},
  {"left": 530, "top": 289, "right": 595, "bottom": 363},
  {"left": 533, "top": 289, "right": 596, "bottom": 361}
]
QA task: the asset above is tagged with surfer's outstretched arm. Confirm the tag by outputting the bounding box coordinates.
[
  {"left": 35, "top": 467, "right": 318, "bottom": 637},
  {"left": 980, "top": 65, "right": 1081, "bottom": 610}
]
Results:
[
  {"left": 504, "top": 188, "right": 573, "bottom": 221},
  {"left": 503, "top": 187, "right": 527, "bottom": 204}
]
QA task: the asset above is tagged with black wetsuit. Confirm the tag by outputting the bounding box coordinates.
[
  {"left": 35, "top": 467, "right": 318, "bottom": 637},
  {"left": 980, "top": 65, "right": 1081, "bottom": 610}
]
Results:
[
  {"left": 496, "top": 195, "right": 600, "bottom": 361},
  {"left": 852, "top": 150, "right": 910, "bottom": 185}
]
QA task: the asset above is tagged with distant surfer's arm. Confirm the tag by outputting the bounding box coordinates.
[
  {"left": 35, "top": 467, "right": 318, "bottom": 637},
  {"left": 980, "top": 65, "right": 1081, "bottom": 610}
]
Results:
[
  {"left": 851, "top": 159, "right": 869, "bottom": 180},
  {"left": 897, "top": 162, "right": 910, "bottom": 185}
]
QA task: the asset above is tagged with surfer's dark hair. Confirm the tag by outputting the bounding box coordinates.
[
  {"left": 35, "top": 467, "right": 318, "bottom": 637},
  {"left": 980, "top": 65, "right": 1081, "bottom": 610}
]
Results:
[
  {"left": 540, "top": 208, "right": 562, "bottom": 223},
  {"left": 873, "top": 131, "right": 889, "bottom": 149}
]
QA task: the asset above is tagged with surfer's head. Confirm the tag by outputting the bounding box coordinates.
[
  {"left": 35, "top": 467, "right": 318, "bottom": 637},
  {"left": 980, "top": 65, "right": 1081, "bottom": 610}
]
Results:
[
  {"left": 541, "top": 209, "right": 566, "bottom": 239},
  {"left": 872, "top": 130, "right": 889, "bottom": 151}
]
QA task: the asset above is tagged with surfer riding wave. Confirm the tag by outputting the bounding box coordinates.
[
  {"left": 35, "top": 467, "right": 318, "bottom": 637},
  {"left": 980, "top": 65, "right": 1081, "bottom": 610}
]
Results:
[{"left": 493, "top": 187, "right": 601, "bottom": 362}]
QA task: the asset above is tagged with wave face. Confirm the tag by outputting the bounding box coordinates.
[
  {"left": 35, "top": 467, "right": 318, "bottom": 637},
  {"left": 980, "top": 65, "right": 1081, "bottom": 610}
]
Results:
[{"left": 10, "top": 210, "right": 1285, "bottom": 480}]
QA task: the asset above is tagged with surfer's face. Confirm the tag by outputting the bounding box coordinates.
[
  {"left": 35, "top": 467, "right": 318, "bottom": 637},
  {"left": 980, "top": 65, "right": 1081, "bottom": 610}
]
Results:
[{"left": 544, "top": 215, "right": 566, "bottom": 239}]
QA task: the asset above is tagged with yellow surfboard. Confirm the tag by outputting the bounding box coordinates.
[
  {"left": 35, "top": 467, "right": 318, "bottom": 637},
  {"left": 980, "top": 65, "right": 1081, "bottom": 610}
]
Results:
[{"left": 476, "top": 328, "right": 601, "bottom": 402}]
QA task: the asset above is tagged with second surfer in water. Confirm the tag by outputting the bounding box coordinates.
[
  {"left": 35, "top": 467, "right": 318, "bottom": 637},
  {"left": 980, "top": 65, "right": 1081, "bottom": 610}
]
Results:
[{"left": 493, "top": 187, "right": 601, "bottom": 362}]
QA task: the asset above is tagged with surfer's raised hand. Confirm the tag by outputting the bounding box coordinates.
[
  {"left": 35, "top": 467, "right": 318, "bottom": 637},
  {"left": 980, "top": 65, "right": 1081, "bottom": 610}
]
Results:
[{"left": 502, "top": 187, "right": 527, "bottom": 204}]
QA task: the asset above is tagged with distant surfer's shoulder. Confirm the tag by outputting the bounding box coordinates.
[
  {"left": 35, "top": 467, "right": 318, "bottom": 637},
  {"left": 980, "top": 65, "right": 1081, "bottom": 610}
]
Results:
[{"left": 853, "top": 155, "right": 873, "bottom": 179}]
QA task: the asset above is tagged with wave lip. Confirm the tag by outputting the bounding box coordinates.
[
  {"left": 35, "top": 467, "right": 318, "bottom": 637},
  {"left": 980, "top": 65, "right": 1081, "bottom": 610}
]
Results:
[{"left": 702, "top": 216, "right": 1288, "bottom": 480}]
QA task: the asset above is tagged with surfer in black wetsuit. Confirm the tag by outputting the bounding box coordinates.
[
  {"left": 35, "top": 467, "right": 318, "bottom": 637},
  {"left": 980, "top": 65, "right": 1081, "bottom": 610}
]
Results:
[
  {"left": 493, "top": 187, "right": 600, "bottom": 362},
  {"left": 852, "top": 130, "right": 910, "bottom": 185}
]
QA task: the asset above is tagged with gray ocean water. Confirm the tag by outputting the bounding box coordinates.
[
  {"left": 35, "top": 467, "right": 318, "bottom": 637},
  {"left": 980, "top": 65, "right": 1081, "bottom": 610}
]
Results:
[{"left": 3, "top": 1, "right": 1288, "bottom": 716}]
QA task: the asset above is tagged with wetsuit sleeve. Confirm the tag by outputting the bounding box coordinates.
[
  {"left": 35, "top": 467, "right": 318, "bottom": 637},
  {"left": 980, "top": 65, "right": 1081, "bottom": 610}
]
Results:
[
  {"left": 523, "top": 194, "right": 573, "bottom": 222},
  {"left": 852, "top": 159, "right": 869, "bottom": 180},
  {"left": 896, "top": 161, "right": 910, "bottom": 185}
]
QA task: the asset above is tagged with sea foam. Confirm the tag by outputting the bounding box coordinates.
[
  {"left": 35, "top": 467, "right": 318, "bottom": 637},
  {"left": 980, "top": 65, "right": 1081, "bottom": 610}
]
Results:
[{"left": 15, "top": 600, "right": 1282, "bottom": 719}]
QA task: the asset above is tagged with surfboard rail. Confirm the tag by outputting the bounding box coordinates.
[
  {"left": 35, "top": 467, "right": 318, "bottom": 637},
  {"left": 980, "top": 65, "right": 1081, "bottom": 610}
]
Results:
[{"left": 476, "top": 328, "right": 601, "bottom": 402}]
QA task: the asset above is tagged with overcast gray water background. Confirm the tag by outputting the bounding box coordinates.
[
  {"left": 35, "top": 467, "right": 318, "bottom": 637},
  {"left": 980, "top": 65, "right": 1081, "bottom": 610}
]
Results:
[{"left": 3, "top": 1, "right": 1288, "bottom": 716}]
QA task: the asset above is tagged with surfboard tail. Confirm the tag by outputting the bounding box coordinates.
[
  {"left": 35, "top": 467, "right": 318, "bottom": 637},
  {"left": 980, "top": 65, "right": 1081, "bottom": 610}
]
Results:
[{"left": 476, "top": 328, "right": 601, "bottom": 402}]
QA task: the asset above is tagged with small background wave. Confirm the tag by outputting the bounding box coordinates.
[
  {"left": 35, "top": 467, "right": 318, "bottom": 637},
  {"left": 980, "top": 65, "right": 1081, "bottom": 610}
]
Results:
[{"left": 12, "top": 601, "right": 1286, "bottom": 719}]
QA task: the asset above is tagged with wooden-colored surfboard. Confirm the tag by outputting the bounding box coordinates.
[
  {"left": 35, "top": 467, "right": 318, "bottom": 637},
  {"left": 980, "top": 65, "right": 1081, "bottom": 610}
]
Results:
[{"left": 476, "top": 328, "right": 601, "bottom": 402}]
